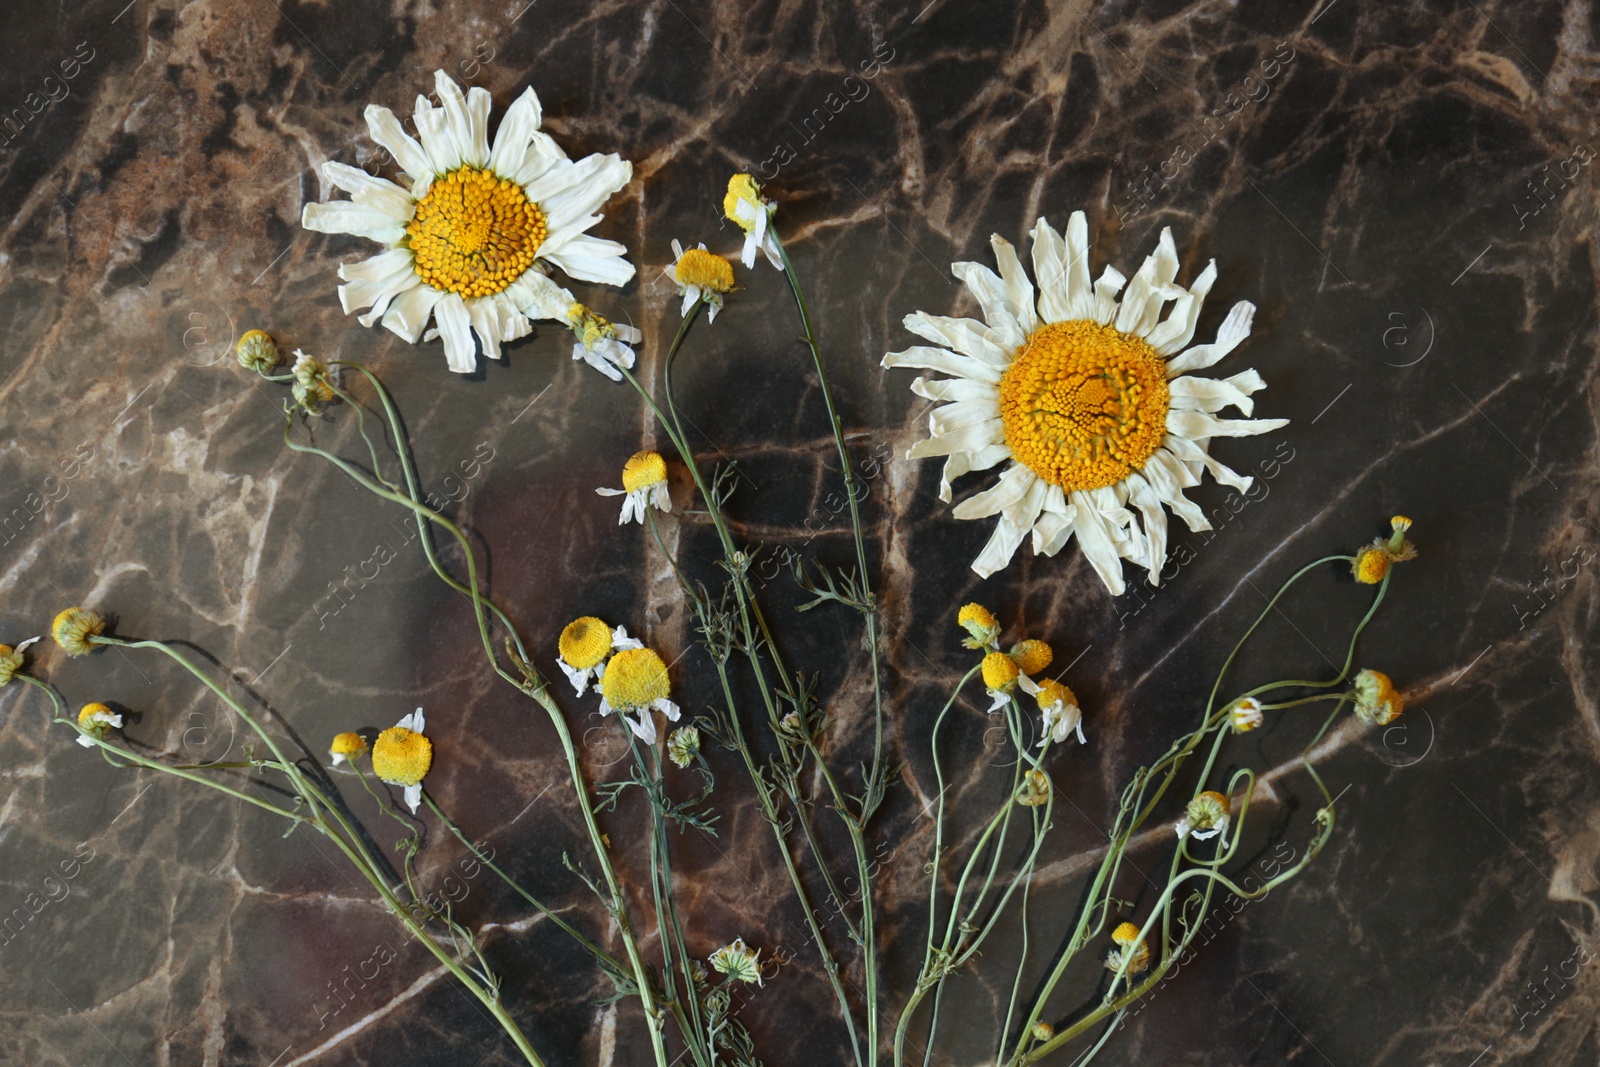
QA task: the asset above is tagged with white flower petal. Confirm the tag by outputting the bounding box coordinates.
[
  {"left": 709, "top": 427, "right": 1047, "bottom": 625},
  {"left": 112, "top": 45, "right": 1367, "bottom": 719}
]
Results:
[
  {"left": 1169, "top": 373, "right": 1258, "bottom": 416},
  {"left": 486, "top": 86, "right": 544, "bottom": 178},
  {"left": 903, "top": 312, "right": 1011, "bottom": 365},
  {"left": 882, "top": 345, "right": 1003, "bottom": 384},
  {"left": 321, "top": 162, "right": 415, "bottom": 221},
  {"left": 1124, "top": 474, "right": 1170, "bottom": 584},
  {"left": 1068, "top": 490, "right": 1128, "bottom": 595},
  {"left": 1145, "top": 261, "right": 1217, "bottom": 355},
  {"left": 1168, "top": 409, "right": 1290, "bottom": 440},
  {"left": 954, "top": 463, "right": 1037, "bottom": 520},
  {"left": 1028, "top": 216, "right": 1073, "bottom": 323},
  {"left": 467, "top": 297, "right": 504, "bottom": 363},
  {"left": 540, "top": 154, "right": 632, "bottom": 231},
  {"left": 1063, "top": 211, "right": 1096, "bottom": 319},
  {"left": 434, "top": 71, "right": 490, "bottom": 167},
  {"left": 654, "top": 697, "right": 681, "bottom": 722},
  {"left": 951, "top": 260, "right": 1026, "bottom": 348},
  {"left": 365, "top": 104, "right": 435, "bottom": 182},
  {"left": 990, "top": 234, "right": 1039, "bottom": 336},
  {"left": 928, "top": 396, "right": 1002, "bottom": 435},
  {"left": 412, "top": 94, "right": 461, "bottom": 175},
  {"left": 971, "top": 513, "right": 1029, "bottom": 578},
  {"left": 544, "top": 234, "right": 636, "bottom": 286},
  {"left": 1090, "top": 264, "right": 1127, "bottom": 325},
  {"left": 912, "top": 376, "right": 999, "bottom": 403},
  {"left": 938, "top": 443, "right": 1012, "bottom": 502},
  {"left": 381, "top": 283, "right": 446, "bottom": 344},
  {"left": 338, "top": 248, "right": 418, "bottom": 318},
  {"left": 433, "top": 293, "right": 479, "bottom": 373},
  {"left": 907, "top": 418, "right": 1005, "bottom": 460},
  {"left": 503, "top": 270, "right": 577, "bottom": 322},
  {"left": 301, "top": 201, "right": 407, "bottom": 245},
  {"left": 1160, "top": 436, "right": 1253, "bottom": 496},
  {"left": 403, "top": 783, "right": 423, "bottom": 813},
  {"left": 1164, "top": 300, "right": 1255, "bottom": 375}
]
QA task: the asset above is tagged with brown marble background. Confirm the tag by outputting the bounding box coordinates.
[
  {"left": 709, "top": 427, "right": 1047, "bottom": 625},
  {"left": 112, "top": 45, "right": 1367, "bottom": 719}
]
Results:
[{"left": 2, "top": 0, "right": 1599, "bottom": 1064}]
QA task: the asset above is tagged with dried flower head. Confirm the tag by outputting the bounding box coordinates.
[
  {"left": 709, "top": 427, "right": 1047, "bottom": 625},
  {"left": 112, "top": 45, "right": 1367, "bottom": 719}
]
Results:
[
  {"left": 0, "top": 637, "right": 38, "bottom": 686},
  {"left": 1015, "top": 768, "right": 1052, "bottom": 807},
  {"left": 235, "top": 329, "right": 281, "bottom": 372},
  {"left": 52, "top": 608, "right": 105, "bottom": 657},
  {"left": 1009, "top": 639, "right": 1053, "bottom": 676},
  {"left": 76, "top": 703, "right": 123, "bottom": 748},
  {"left": 708, "top": 937, "right": 763, "bottom": 985},
  {"left": 957, "top": 603, "right": 1000, "bottom": 649},
  {"left": 1352, "top": 668, "right": 1404, "bottom": 725},
  {"left": 373, "top": 708, "right": 432, "bottom": 812},
  {"left": 1177, "top": 790, "right": 1231, "bottom": 841},
  {"left": 596, "top": 451, "right": 671, "bottom": 524},
  {"left": 329, "top": 731, "right": 368, "bottom": 767},
  {"left": 723, "top": 174, "right": 780, "bottom": 270},
  {"left": 666, "top": 725, "right": 701, "bottom": 769},
  {"left": 599, "top": 646, "right": 681, "bottom": 744},
  {"left": 1229, "top": 696, "right": 1264, "bottom": 733}
]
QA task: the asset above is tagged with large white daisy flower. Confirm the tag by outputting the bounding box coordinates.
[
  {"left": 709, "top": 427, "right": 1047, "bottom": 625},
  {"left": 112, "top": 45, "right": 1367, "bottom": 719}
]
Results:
[
  {"left": 884, "top": 210, "right": 1289, "bottom": 594},
  {"left": 302, "top": 70, "right": 635, "bottom": 375}
]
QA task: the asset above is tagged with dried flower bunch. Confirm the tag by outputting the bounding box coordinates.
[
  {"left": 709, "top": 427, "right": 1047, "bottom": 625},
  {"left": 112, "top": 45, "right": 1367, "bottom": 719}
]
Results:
[{"left": 4, "top": 68, "right": 1422, "bottom": 1067}]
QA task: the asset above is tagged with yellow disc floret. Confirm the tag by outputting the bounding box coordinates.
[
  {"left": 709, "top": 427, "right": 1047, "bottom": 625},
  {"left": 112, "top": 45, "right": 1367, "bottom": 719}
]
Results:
[
  {"left": 1010, "top": 639, "right": 1053, "bottom": 675},
  {"left": 1111, "top": 922, "right": 1142, "bottom": 946},
  {"left": 601, "top": 647, "right": 671, "bottom": 711},
  {"left": 407, "top": 165, "right": 546, "bottom": 298},
  {"left": 675, "top": 248, "right": 735, "bottom": 293},
  {"left": 622, "top": 451, "right": 668, "bottom": 493},
  {"left": 998, "top": 320, "right": 1170, "bottom": 493},
  {"left": 330, "top": 732, "right": 367, "bottom": 760},
  {"left": 1353, "top": 545, "right": 1391, "bottom": 585},
  {"left": 1035, "top": 678, "right": 1076, "bottom": 712},
  {"left": 982, "top": 651, "right": 1019, "bottom": 692},
  {"left": 372, "top": 725, "right": 433, "bottom": 786},
  {"left": 559, "top": 617, "right": 614, "bottom": 672},
  {"left": 723, "top": 174, "right": 765, "bottom": 233},
  {"left": 52, "top": 607, "right": 105, "bottom": 657}
]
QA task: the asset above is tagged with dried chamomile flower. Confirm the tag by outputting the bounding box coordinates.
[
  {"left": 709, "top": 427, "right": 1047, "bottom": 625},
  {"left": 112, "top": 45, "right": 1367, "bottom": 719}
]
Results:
[
  {"left": 708, "top": 937, "right": 763, "bottom": 985},
  {"left": 723, "top": 174, "right": 780, "bottom": 270},
  {"left": 666, "top": 239, "right": 735, "bottom": 321},
  {"left": 567, "top": 303, "right": 642, "bottom": 382},
  {"left": 52, "top": 608, "right": 105, "bottom": 657},
  {"left": 0, "top": 637, "right": 39, "bottom": 685},
  {"left": 1176, "top": 790, "right": 1231, "bottom": 842},
  {"left": 1229, "top": 696, "right": 1264, "bottom": 733},
  {"left": 1106, "top": 921, "right": 1150, "bottom": 975},
  {"left": 666, "top": 725, "right": 701, "bottom": 769},
  {"left": 1352, "top": 668, "right": 1404, "bottom": 725},
  {"left": 1035, "top": 678, "right": 1085, "bottom": 746},
  {"left": 600, "top": 647, "right": 681, "bottom": 745},
  {"left": 596, "top": 451, "right": 671, "bottom": 525},
  {"left": 76, "top": 703, "right": 123, "bottom": 748},
  {"left": 329, "top": 731, "right": 368, "bottom": 767},
  {"left": 373, "top": 708, "right": 432, "bottom": 812}
]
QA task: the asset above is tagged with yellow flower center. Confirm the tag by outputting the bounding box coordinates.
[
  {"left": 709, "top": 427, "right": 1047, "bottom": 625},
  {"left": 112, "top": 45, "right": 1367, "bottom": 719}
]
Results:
[
  {"left": 601, "top": 647, "right": 671, "bottom": 710},
  {"left": 998, "top": 320, "right": 1170, "bottom": 493},
  {"left": 622, "top": 451, "right": 668, "bottom": 493},
  {"left": 559, "top": 617, "right": 613, "bottom": 671},
  {"left": 1353, "top": 546, "right": 1391, "bottom": 585},
  {"left": 372, "top": 726, "right": 432, "bottom": 786},
  {"left": 723, "top": 173, "right": 765, "bottom": 234},
  {"left": 407, "top": 165, "right": 547, "bottom": 298},
  {"left": 982, "top": 651, "right": 1019, "bottom": 692},
  {"left": 675, "top": 248, "right": 735, "bottom": 293},
  {"left": 330, "top": 732, "right": 367, "bottom": 758},
  {"left": 1010, "top": 639, "right": 1053, "bottom": 675},
  {"left": 1111, "top": 921, "right": 1143, "bottom": 946},
  {"left": 1035, "top": 678, "right": 1076, "bottom": 711}
]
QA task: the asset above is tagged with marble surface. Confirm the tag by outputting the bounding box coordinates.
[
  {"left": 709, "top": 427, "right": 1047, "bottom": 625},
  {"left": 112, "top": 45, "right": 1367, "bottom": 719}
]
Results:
[{"left": 2, "top": 0, "right": 1599, "bottom": 1064}]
